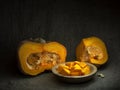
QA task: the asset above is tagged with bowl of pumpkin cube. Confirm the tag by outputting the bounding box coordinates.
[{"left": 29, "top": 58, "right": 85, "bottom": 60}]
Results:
[{"left": 52, "top": 61, "right": 97, "bottom": 83}]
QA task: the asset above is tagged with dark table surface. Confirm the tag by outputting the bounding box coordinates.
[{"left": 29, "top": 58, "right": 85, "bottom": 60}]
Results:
[{"left": 0, "top": 0, "right": 120, "bottom": 90}]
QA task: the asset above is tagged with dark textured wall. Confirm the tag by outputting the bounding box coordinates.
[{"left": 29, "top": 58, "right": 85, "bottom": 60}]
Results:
[{"left": 0, "top": 0, "right": 120, "bottom": 89}]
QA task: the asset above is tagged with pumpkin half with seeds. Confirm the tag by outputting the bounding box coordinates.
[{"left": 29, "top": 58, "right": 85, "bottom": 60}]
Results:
[
  {"left": 76, "top": 36, "right": 108, "bottom": 66},
  {"left": 18, "top": 38, "right": 67, "bottom": 76}
]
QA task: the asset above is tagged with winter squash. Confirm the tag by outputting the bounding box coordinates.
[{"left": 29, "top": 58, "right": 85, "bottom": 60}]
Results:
[
  {"left": 18, "top": 38, "right": 67, "bottom": 76},
  {"left": 76, "top": 36, "right": 108, "bottom": 66}
]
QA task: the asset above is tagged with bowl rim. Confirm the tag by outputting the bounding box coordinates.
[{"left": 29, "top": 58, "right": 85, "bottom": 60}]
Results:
[{"left": 52, "top": 61, "right": 97, "bottom": 78}]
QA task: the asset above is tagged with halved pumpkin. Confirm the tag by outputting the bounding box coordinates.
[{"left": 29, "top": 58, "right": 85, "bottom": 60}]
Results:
[
  {"left": 76, "top": 36, "right": 108, "bottom": 66},
  {"left": 18, "top": 38, "right": 67, "bottom": 76}
]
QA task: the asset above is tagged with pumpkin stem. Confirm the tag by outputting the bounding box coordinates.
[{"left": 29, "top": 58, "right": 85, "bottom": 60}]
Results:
[{"left": 29, "top": 38, "right": 46, "bottom": 43}]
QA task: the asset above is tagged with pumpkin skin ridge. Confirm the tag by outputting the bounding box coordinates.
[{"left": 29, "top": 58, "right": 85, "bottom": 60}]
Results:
[{"left": 18, "top": 40, "right": 67, "bottom": 76}]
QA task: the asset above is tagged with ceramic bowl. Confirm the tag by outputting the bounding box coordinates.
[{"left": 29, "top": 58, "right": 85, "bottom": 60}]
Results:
[{"left": 52, "top": 62, "right": 97, "bottom": 83}]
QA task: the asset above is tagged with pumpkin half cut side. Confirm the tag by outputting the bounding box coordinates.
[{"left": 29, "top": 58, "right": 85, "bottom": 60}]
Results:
[
  {"left": 18, "top": 38, "right": 67, "bottom": 76},
  {"left": 76, "top": 36, "right": 108, "bottom": 67}
]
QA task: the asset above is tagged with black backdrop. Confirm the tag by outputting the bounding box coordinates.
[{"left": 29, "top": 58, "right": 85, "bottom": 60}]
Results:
[{"left": 0, "top": 0, "right": 120, "bottom": 89}]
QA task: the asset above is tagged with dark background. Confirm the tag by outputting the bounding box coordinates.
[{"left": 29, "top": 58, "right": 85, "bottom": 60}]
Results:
[{"left": 0, "top": 0, "right": 120, "bottom": 90}]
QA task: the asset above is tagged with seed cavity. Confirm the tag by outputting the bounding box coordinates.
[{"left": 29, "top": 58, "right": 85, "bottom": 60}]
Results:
[
  {"left": 27, "top": 52, "right": 60, "bottom": 70},
  {"left": 87, "top": 46, "right": 103, "bottom": 60}
]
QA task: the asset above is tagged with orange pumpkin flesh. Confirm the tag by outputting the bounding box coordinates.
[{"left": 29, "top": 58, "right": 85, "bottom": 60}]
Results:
[
  {"left": 76, "top": 36, "right": 108, "bottom": 66},
  {"left": 18, "top": 39, "right": 67, "bottom": 76}
]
